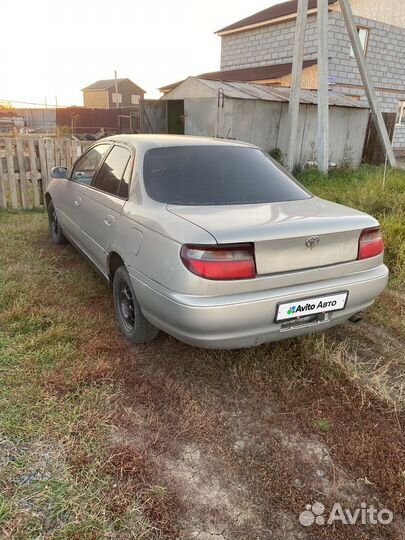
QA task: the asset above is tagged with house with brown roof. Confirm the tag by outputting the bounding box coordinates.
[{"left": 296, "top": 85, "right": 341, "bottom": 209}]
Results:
[
  {"left": 215, "top": 0, "right": 405, "bottom": 148},
  {"left": 159, "top": 60, "right": 318, "bottom": 94},
  {"left": 159, "top": 0, "right": 405, "bottom": 149},
  {"left": 82, "top": 78, "right": 145, "bottom": 109},
  {"left": 159, "top": 1, "right": 332, "bottom": 94}
]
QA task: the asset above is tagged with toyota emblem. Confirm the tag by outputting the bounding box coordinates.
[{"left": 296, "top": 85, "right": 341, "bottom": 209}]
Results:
[{"left": 305, "top": 236, "right": 320, "bottom": 249}]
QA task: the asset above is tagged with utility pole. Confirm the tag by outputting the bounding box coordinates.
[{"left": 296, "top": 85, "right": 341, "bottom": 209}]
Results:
[
  {"left": 317, "top": 0, "right": 329, "bottom": 173},
  {"left": 114, "top": 70, "right": 119, "bottom": 109},
  {"left": 43, "top": 97, "right": 47, "bottom": 132},
  {"left": 339, "top": 0, "right": 396, "bottom": 167},
  {"left": 286, "top": 0, "right": 309, "bottom": 171}
]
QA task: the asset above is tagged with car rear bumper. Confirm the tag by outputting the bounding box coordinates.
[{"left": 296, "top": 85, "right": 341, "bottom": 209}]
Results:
[{"left": 129, "top": 264, "right": 389, "bottom": 349}]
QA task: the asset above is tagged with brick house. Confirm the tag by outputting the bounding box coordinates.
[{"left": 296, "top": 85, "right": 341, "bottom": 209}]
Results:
[
  {"left": 82, "top": 78, "right": 145, "bottom": 109},
  {"left": 214, "top": 0, "right": 405, "bottom": 149}
]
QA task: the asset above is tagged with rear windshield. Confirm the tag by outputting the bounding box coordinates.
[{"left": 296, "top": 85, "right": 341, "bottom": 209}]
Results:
[{"left": 143, "top": 145, "right": 311, "bottom": 205}]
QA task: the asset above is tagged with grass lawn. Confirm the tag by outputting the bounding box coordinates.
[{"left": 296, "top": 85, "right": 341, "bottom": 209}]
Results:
[{"left": 0, "top": 165, "right": 404, "bottom": 539}]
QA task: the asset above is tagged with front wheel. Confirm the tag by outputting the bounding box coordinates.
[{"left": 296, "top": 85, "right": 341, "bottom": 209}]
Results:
[
  {"left": 48, "top": 201, "right": 67, "bottom": 245},
  {"left": 112, "top": 266, "right": 159, "bottom": 344}
]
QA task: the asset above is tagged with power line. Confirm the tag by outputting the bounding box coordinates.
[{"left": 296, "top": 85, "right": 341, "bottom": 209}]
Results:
[{"left": 0, "top": 98, "right": 79, "bottom": 108}]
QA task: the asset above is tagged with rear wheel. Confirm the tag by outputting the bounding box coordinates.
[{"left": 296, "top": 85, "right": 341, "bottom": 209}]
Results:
[
  {"left": 48, "top": 201, "right": 67, "bottom": 245},
  {"left": 113, "top": 265, "right": 159, "bottom": 343}
]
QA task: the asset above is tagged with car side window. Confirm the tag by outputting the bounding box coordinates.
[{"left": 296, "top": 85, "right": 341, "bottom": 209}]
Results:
[
  {"left": 93, "top": 145, "right": 131, "bottom": 197},
  {"left": 118, "top": 155, "right": 134, "bottom": 199},
  {"left": 71, "top": 144, "right": 110, "bottom": 185}
]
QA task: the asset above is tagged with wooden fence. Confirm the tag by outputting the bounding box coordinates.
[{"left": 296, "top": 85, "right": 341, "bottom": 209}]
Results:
[{"left": 0, "top": 137, "right": 91, "bottom": 210}]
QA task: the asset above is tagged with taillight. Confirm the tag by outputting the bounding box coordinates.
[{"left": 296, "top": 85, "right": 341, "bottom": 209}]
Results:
[
  {"left": 358, "top": 227, "right": 384, "bottom": 260},
  {"left": 180, "top": 244, "right": 256, "bottom": 280}
]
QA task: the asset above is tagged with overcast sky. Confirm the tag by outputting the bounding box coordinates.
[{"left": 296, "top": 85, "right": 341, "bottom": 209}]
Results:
[{"left": 0, "top": 0, "right": 278, "bottom": 106}]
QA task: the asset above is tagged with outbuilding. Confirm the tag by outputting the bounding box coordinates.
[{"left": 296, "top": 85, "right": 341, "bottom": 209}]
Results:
[{"left": 161, "top": 76, "right": 370, "bottom": 167}]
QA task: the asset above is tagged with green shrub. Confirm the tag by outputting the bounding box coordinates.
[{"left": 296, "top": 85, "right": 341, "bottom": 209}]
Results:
[{"left": 269, "top": 147, "right": 284, "bottom": 165}]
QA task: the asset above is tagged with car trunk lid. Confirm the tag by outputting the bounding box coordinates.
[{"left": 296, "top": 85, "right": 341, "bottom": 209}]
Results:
[{"left": 167, "top": 197, "right": 378, "bottom": 275}]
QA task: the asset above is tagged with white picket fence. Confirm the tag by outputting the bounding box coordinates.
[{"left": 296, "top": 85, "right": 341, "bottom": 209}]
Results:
[{"left": 0, "top": 137, "right": 91, "bottom": 210}]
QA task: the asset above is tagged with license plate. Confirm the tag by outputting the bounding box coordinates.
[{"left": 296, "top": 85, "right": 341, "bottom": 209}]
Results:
[{"left": 275, "top": 291, "right": 348, "bottom": 322}]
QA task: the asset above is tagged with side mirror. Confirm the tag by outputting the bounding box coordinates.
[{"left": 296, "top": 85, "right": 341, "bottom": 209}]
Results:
[{"left": 51, "top": 166, "right": 68, "bottom": 179}]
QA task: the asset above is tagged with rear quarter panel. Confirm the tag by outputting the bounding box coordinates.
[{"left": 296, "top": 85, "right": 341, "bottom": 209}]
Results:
[{"left": 112, "top": 200, "right": 217, "bottom": 291}]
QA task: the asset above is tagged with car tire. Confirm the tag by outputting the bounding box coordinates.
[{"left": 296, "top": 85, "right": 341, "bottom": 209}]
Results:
[
  {"left": 113, "top": 265, "right": 159, "bottom": 344},
  {"left": 48, "top": 201, "right": 67, "bottom": 245}
]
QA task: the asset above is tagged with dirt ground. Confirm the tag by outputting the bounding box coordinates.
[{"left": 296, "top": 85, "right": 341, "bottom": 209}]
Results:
[{"left": 90, "top": 327, "right": 404, "bottom": 540}]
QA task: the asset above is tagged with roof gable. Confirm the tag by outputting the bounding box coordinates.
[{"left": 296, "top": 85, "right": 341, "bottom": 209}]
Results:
[
  {"left": 216, "top": 0, "right": 337, "bottom": 34},
  {"left": 199, "top": 60, "right": 317, "bottom": 83},
  {"left": 82, "top": 78, "right": 145, "bottom": 93},
  {"left": 159, "top": 60, "right": 317, "bottom": 93}
]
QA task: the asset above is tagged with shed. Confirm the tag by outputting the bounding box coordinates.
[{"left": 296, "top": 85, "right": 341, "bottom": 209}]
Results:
[{"left": 161, "top": 77, "right": 370, "bottom": 167}]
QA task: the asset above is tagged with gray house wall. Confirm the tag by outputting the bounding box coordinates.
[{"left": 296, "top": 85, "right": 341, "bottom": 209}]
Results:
[
  {"left": 393, "top": 125, "right": 405, "bottom": 149},
  {"left": 221, "top": 15, "right": 319, "bottom": 71},
  {"left": 327, "top": 13, "right": 405, "bottom": 114},
  {"left": 106, "top": 80, "right": 145, "bottom": 108},
  {"left": 220, "top": 11, "right": 405, "bottom": 147}
]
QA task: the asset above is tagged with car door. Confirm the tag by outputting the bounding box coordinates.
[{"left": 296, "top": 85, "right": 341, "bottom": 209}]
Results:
[
  {"left": 58, "top": 143, "right": 111, "bottom": 247},
  {"left": 77, "top": 144, "right": 133, "bottom": 272}
]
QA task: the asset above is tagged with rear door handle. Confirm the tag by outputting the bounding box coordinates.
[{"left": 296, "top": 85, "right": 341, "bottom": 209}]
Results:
[
  {"left": 104, "top": 215, "right": 115, "bottom": 227},
  {"left": 74, "top": 197, "right": 82, "bottom": 207}
]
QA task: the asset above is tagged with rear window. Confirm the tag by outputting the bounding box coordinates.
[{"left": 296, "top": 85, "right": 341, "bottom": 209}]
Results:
[{"left": 143, "top": 145, "right": 311, "bottom": 205}]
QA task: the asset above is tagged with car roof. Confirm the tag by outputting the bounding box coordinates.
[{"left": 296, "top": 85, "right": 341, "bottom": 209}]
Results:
[{"left": 100, "top": 134, "right": 257, "bottom": 152}]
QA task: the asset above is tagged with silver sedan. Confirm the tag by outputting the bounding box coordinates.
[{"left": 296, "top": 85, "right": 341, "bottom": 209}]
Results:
[{"left": 46, "top": 135, "right": 388, "bottom": 349}]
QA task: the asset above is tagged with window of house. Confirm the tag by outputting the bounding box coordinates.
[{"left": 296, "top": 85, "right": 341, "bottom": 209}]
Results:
[
  {"left": 71, "top": 144, "right": 110, "bottom": 185},
  {"left": 131, "top": 94, "right": 140, "bottom": 105},
  {"left": 93, "top": 145, "right": 131, "bottom": 196},
  {"left": 350, "top": 27, "right": 370, "bottom": 58},
  {"left": 112, "top": 92, "right": 122, "bottom": 104},
  {"left": 397, "top": 101, "right": 405, "bottom": 125}
]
